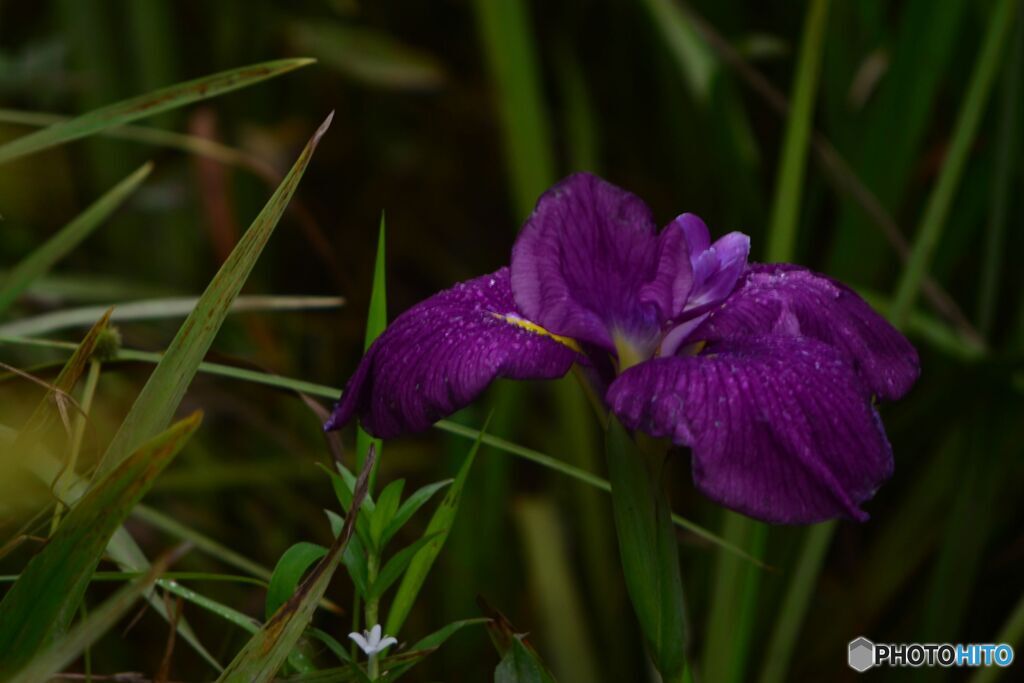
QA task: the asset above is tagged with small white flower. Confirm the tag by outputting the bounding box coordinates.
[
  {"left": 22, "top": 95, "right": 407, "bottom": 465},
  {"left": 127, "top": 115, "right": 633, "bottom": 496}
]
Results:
[{"left": 349, "top": 624, "right": 398, "bottom": 657}]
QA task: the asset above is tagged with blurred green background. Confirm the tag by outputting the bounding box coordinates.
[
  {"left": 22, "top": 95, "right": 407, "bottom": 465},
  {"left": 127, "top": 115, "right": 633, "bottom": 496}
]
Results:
[{"left": 0, "top": 0, "right": 1022, "bottom": 681}]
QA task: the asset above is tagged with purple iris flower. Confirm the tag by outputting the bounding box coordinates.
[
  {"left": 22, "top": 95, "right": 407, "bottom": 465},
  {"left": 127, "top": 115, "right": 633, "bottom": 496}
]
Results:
[{"left": 326, "top": 173, "right": 919, "bottom": 524}]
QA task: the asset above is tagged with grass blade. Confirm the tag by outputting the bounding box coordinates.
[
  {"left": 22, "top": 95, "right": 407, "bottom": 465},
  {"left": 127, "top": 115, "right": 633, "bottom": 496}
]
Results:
[
  {"left": 289, "top": 21, "right": 445, "bottom": 90},
  {"left": 890, "top": 0, "right": 1019, "bottom": 327},
  {"left": 215, "top": 446, "right": 375, "bottom": 682},
  {"left": 0, "top": 58, "right": 313, "bottom": 164},
  {"left": 0, "top": 411, "right": 202, "bottom": 677},
  {"left": 385, "top": 418, "right": 488, "bottom": 635},
  {"left": 472, "top": 0, "right": 555, "bottom": 219},
  {"left": 765, "top": 0, "right": 830, "bottom": 262},
  {"left": 0, "top": 163, "right": 151, "bottom": 314},
  {"left": 756, "top": 522, "right": 835, "bottom": 683},
  {"left": 977, "top": 12, "right": 1023, "bottom": 337},
  {"left": 265, "top": 542, "right": 329, "bottom": 619},
  {"left": 0, "top": 294, "right": 344, "bottom": 337},
  {"left": 968, "top": 590, "right": 1024, "bottom": 683},
  {"left": 6, "top": 545, "right": 185, "bottom": 683},
  {"left": 95, "top": 112, "right": 332, "bottom": 479},
  {"left": 356, "top": 214, "right": 387, "bottom": 479}
]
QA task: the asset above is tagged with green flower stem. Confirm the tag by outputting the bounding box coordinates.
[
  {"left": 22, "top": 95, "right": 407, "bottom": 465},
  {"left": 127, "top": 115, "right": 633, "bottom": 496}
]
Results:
[
  {"left": 365, "top": 553, "right": 380, "bottom": 680},
  {"left": 605, "top": 420, "right": 688, "bottom": 682}
]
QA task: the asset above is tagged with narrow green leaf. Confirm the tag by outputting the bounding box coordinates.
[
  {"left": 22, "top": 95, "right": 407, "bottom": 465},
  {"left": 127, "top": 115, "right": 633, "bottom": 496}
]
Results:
[
  {"left": 385, "top": 418, "right": 489, "bottom": 635},
  {"left": 289, "top": 21, "right": 444, "bottom": 90},
  {"left": 96, "top": 112, "right": 332, "bottom": 480},
  {"left": 9, "top": 309, "right": 111, "bottom": 453},
  {"left": 765, "top": 0, "right": 830, "bottom": 262},
  {"left": 968, "top": 590, "right": 1024, "bottom": 683},
  {"left": 381, "top": 479, "right": 452, "bottom": 547},
  {"left": 605, "top": 419, "right": 686, "bottom": 681},
  {"left": 757, "top": 523, "right": 835, "bottom": 683},
  {"left": 265, "top": 542, "right": 330, "bottom": 619},
  {"left": 370, "top": 478, "right": 405, "bottom": 548},
  {"left": 495, "top": 636, "right": 558, "bottom": 683},
  {"left": 356, "top": 214, "right": 387, "bottom": 478},
  {"left": 0, "top": 411, "right": 202, "bottom": 677},
  {"left": 6, "top": 546, "right": 182, "bottom": 683},
  {"left": 641, "top": 0, "right": 716, "bottom": 100},
  {"left": 472, "top": 0, "right": 554, "bottom": 219},
  {"left": 0, "top": 164, "right": 151, "bottom": 314},
  {"left": 890, "top": 0, "right": 1019, "bottom": 326},
  {"left": 977, "top": 13, "right": 1023, "bottom": 337},
  {"left": 367, "top": 534, "right": 439, "bottom": 601},
  {"left": 215, "top": 445, "right": 375, "bottom": 683},
  {"left": 0, "top": 58, "right": 314, "bottom": 164},
  {"left": 0, "top": 294, "right": 344, "bottom": 337}
]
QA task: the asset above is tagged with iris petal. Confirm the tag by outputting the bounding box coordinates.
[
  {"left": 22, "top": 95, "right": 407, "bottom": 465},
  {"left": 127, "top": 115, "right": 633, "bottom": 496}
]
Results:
[
  {"left": 510, "top": 172, "right": 661, "bottom": 351},
  {"left": 692, "top": 264, "right": 919, "bottom": 400},
  {"left": 607, "top": 336, "right": 894, "bottom": 523},
  {"left": 325, "top": 268, "right": 578, "bottom": 438}
]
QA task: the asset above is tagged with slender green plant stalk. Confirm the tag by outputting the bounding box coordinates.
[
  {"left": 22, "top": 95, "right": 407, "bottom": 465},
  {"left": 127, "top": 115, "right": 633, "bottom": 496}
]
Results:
[
  {"left": 891, "top": 0, "right": 1019, "bottom": 327},
  {"left": 765, "top": 0, "right": 830, "bottom": 262}
]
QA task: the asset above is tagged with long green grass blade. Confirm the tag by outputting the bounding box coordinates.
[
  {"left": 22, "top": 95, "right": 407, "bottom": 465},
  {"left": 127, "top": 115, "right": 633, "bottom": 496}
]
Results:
[
  {"left": 765, "top": 0, "right": 830, "bottom": 262},
  {"left": 385, "top": 419, "right": 487, "bottom": 635},
  {"left": 756, "top": 522, "right": 835, "bottom": 683},
  {"left": 356, "top": 214, "right": 387, "bottom": 479},
  {"left": 0, "top": 412, "right": 202, "bottom": 677},
  {"left": 641, "top": 0, "right": 716, "bottom": 101},
  {"left": 968, "top": 590, "right": 1024, "bottom": 683},
  {"left": 472, "top": 0, "right": 554, "bottom": 219},
  {"left": 289, "top": 21, "right": 444, "bottom": 90},
  {"left": 514, "top": 497, "right": 600, "bottom": 682},
  {"left": 0, "top": 163, "right": 151, "bottom": 314},
  {"left": 95, "top": 112, "right": 332, "bottom": 479},
  {"left": 890, "top": 0, "right": 1018, "bottom": 327},
  {"left": 0, "top": 58, "right": 313, "bottom": 164},
  {"left": 977, "top": 13, "right": 1023, "bottom": 337},
  {"left": 215, "top": 446, "right": 374, "bottom": 683},
  {"left": 265, "top": 542, "right": 329, "bottom": 619},
  {"left": 6, "top": 546, "right": 183, "bottom": 683}
]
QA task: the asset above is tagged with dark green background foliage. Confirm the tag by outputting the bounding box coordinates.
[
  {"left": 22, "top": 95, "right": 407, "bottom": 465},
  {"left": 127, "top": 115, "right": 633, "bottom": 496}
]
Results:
[{"left": 0, "top": 1, "right": 1021, "bottom": 681}]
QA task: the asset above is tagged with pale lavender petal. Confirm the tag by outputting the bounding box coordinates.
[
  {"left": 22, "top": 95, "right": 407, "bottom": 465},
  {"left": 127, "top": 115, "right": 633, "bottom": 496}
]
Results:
[
  {"left": 692, "top": 264, "right": 919, "bottom": 400},
  {"left": 378, "top": 636, "right": 398, "bottom": 651},
  {"left": 607, "top": 336, "right": 894, "bottom": 523},
  {"left": 349, "top": 632, "right": 371, "bottom": 654},
  {"left": 510, "top": 172, "right": 661, "bottom": 351},
  {"left": 688, "top": 231, "right": 750, "bottom": 309},
  {"left": 369, "top": 624, "right": 382, "bottom": 645},
  {"left": 325, "top": 268, "right": 578, "bottom": 438}
]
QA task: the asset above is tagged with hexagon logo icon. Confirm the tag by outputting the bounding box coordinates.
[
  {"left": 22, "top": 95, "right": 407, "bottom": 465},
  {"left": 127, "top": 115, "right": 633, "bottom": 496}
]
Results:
[{"left": 848, "top": 637, "right": 875, "bottom": 672}]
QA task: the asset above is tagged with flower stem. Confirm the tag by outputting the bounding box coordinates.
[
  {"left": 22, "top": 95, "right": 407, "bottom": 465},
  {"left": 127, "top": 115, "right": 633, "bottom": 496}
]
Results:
[
  {"left": 605, "top": 419, "right": 688, "bottom": 681},
  {"left": 365, "top": 553, "right": 380, "bottom": 679}
]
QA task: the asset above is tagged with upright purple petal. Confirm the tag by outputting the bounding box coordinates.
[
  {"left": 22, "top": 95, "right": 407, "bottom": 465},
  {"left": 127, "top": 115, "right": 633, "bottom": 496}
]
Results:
[
  {"left": 692, "top": 264, "right": 919, "bottom": 400},
  {"left": 510, "top": 173, "right": 661, "bottom": 351},
  {"left": 641, "top": 213, "right": 750, "bottom": 336},
  {"left": 639, "top": 216, "right": 693, "bottom": 320},
  {"left": 607, "top": 336, "right": 894, "bottom": 523},
  {"left": 325, "top": 268, "right": 578, "bottom": 438}
]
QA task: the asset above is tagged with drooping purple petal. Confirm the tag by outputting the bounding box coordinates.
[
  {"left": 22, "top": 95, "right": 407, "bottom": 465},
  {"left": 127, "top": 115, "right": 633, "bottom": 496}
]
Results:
[
  {"left": 510, "top": 173, "right": 661, "bottom": 351},
  {"left": 691, "top": 264, "right": 919, "bottom": 400},
  {"left": 607, "top": 336, "right": 894, "bottom": 523},
  {"left": 325, "top": 268, "right": 578, "bottom": 438}
]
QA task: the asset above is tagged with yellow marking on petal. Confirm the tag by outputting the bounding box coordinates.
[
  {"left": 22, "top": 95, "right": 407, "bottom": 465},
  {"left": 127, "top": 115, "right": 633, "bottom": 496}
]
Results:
[{"left": 492, "top": 313, "right": 582, "bottom": 353}]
